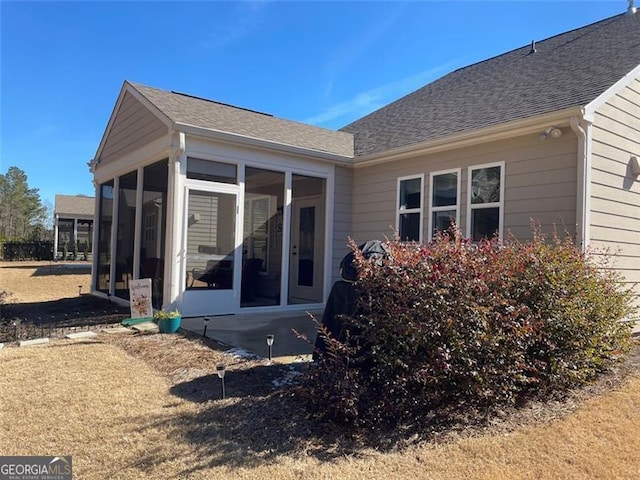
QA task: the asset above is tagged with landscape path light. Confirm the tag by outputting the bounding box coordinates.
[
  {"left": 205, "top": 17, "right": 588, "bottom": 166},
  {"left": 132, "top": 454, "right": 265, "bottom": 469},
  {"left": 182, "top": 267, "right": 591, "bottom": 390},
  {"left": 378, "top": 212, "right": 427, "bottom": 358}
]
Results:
[
  {"left": 203, "top": 317, "right": 210, "bottom": 338},
  {"left": 266, "top": 334, "right": 275, "bottom": 363},
  {"left": 216, "top": 363, "right": 226, "bottom": 399}
]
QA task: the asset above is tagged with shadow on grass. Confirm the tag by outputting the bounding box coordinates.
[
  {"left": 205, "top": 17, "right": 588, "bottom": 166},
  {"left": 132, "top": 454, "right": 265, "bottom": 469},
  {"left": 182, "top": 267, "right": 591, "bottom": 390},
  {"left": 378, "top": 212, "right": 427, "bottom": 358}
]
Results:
[
  {"left": 143, "top": 388, "right": 367, "bottom": 474},
  {"left": 0, "top": 263, "right": 91, "bottom": 275},
  {"left": 31, "top": 264, "right": 91, "bottom": 276},
  {"left": 139, "top": 363, "right": 449, "bottom": 475}
]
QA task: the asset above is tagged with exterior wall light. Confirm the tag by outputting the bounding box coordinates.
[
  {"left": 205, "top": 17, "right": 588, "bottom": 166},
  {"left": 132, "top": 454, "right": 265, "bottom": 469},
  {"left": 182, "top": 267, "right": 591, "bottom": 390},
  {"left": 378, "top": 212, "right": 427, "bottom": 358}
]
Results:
[{"left": 540, "top": 127, "right": 563, "bottom": 140}]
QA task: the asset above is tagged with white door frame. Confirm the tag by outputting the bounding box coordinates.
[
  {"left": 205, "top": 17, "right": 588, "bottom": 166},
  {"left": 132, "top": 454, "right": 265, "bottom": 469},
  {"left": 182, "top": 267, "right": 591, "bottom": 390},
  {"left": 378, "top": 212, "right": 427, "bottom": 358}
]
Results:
[
  {"left": 289, "top": 194, "right": 325, "bottom": 304},
  {"left": 180, "top": 179, "right": 242, "bottom": 316}
]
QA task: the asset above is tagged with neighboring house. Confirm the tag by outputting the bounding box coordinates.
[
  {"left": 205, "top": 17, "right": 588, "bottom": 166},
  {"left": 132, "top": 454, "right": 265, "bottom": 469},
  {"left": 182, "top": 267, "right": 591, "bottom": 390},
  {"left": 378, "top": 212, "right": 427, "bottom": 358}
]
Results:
[
  {"left": 90, "top": 9, "right": 640, "bottom": 317},
  {"left": 53, "top": 194, "right": 94, "bottom": 260}
]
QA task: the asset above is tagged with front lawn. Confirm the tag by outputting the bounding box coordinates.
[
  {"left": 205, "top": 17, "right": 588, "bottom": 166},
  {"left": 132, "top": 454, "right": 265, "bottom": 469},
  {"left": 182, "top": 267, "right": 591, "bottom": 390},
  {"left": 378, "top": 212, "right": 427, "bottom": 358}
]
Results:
[{"left": 1, "top": 334, "right": 639, "bottom": 479}]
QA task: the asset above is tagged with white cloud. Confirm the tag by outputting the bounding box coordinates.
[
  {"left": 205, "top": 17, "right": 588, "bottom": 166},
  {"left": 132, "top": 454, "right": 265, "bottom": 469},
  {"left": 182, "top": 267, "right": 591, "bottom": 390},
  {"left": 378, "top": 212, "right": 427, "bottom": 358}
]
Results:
[{"left": 304, "top": 62, "right": 459, "bottom": 127}]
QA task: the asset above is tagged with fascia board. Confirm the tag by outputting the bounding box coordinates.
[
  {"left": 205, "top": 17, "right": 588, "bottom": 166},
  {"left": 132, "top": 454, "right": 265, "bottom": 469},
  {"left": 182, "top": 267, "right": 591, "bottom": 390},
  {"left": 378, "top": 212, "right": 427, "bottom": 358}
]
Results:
[
  {"left": 352, "top": 106, "right": 583, "bottom": 168},
  {"left": 584, "top": 64, "right": 640, "bottom": 121},
  {"left": 174, "top": 122, "right": 354, "bottom": 165}
]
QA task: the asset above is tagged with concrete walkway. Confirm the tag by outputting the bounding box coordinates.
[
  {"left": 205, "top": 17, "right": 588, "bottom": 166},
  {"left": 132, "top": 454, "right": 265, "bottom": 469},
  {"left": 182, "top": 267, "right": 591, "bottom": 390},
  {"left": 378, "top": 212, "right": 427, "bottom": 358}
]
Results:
[{"left": 180, "top": 309, "right": 322, "bottom": 360}]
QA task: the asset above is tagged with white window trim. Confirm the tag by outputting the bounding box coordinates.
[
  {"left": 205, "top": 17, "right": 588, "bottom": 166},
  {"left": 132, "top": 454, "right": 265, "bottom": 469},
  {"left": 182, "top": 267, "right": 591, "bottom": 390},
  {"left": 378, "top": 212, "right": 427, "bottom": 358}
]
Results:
[
  {"left": 466, "top": 161, "right": 505, "bottom": 240},
  {"left": 428, "top": 168, "right": 461, "bottom": 241},
  {"left": 396, "top": 174, "right": 424, "bottom": 242}
]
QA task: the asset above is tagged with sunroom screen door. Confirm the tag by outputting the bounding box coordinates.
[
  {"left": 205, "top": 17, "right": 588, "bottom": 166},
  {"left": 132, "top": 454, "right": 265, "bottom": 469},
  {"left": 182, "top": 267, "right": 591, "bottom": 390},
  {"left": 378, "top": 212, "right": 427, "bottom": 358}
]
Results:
[{"left": 183, "top": 187, "right": 238, "bottom": 316}]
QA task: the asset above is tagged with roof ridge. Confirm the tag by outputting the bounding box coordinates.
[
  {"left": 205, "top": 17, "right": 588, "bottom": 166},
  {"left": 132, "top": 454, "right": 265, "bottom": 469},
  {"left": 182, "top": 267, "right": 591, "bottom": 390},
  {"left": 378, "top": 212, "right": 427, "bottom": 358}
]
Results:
[
  {"left": 169, "top": 90, "right": 274, "bottom": 117},
  {"left": 128, "top": 81, "right": 274, "bottom": 117}
]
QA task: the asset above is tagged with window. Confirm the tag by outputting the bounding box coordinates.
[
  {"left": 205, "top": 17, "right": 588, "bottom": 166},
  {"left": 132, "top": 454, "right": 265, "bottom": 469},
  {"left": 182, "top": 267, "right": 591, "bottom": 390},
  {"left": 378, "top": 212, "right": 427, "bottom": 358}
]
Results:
[
  {"left": 467, "top": 162, "right": 504, "bottom": 241},
  {"left": 397, "top": 175, "right": 423, "bottom": 242},
  {"left": 428, "top": 169, "right": 460, "bottom": 240},
  {"left": 187, "top": 158, "right": 237, "bottom": 184}
]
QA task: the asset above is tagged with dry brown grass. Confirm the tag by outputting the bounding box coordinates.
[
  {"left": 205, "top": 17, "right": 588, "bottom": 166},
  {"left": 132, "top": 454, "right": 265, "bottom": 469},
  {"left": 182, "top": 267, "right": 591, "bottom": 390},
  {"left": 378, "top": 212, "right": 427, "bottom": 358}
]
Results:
[
  {"left": 0, "top": 260, "right": 92, "bottom": 303},
  {"left": 2, "top": 261, "right": 640, "bottom": 478},
  {"left": 1, "top": 335, "right": 639, "bottom": 479}
]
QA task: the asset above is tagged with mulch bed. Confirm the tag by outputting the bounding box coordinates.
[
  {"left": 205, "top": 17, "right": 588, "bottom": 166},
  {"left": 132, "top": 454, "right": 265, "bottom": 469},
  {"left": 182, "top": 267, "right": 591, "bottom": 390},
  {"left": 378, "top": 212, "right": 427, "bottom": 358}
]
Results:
[{"left": 0, "top": 294, "right": 130, "bottom": 342}]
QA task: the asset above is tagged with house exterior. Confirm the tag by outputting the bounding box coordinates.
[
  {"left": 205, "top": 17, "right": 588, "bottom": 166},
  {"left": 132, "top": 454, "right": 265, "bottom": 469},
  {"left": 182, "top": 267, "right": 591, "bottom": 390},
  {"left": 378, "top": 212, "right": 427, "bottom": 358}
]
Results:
[
  {"left": 90, "top": 10, "right": 640, "bottom": 317},
  {"left": 53, "top": 194, "right": 94, "bottom": 260}
]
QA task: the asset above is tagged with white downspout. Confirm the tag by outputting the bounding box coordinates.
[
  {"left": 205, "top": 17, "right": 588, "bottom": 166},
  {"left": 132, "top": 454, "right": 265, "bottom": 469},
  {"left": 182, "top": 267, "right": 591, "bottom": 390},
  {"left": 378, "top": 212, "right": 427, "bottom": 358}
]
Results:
[
  {"left": 570, "top": 115, "right": 593, "bottom": 252},
  {"left": 165, "top": 131, "right": 186, "bottom": 308}
]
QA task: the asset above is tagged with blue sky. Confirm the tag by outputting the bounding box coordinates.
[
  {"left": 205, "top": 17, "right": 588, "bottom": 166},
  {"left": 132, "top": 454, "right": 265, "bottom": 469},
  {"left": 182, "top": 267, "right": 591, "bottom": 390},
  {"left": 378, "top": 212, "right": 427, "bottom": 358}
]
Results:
[{"left": 0, "top": 0, "right": 627, "bottom": 212}]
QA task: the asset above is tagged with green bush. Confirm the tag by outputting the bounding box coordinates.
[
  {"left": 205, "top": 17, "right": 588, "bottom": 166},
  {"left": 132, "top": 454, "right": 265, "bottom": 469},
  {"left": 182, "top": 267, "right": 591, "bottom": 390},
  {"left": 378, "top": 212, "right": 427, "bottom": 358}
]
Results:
[{"left": 297, "top": 228, "right": 635, "bottom": 428}]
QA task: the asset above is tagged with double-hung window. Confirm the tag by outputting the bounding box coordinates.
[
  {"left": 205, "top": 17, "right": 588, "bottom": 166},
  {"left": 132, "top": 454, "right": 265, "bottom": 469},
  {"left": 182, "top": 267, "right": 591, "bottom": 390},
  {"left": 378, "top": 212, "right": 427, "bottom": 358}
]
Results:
[
  {"left": 397, "top": 175, "right": 423, "bottom": 242},
  {"left": 428, "top": 169, "right": 460, "bottom": 240},
  {"left": 467, "top": 162, "right": 504, "bottom": 240}
]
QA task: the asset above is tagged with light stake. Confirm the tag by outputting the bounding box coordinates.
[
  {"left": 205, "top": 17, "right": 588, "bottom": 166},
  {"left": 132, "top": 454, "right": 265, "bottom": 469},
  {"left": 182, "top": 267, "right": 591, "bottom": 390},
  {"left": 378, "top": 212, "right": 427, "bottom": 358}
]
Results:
[
  {"left": 266, "top": 334, "right": 274, "bottom": 363},
  {"left": 78, "top": 285, "right": 82, "bottom": 296},
  {"left": 216, "top": 363, "right": 226, "bottom": 399},
  {"left": 203, "top": 317, "right": 210, "bottom": 338}
]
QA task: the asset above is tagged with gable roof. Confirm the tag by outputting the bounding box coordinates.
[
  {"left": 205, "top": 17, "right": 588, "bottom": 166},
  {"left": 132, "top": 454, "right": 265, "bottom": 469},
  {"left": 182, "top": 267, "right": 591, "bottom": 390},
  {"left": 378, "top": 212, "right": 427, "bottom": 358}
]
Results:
[
  {"left": 128, "top": 82, "right": 354, "bottom": 159},
  {"left": 341, "top": 12, "right": 640, "bottom": 158},
  {"left": 54, "top": 195, "right": 94, "bottom": 217}
]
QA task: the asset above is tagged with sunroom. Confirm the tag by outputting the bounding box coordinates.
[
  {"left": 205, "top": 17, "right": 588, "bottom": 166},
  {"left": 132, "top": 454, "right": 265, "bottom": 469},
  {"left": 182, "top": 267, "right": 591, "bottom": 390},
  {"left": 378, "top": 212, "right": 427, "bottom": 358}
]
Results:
[{"left": 90, "top": 81, "right": 353, "bottom": 317}]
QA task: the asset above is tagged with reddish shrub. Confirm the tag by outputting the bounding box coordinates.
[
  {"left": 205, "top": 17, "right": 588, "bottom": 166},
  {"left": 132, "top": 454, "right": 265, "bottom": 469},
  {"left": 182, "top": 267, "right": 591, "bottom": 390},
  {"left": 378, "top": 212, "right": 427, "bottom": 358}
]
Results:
[{"left": 297, "top": 228, "right": 635, "bottom": 428}]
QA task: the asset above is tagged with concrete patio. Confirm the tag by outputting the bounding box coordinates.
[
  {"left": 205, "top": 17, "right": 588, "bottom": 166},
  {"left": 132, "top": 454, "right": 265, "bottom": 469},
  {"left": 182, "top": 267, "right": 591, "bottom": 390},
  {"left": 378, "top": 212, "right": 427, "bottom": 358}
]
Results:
[{"left": 180, "top": 309, "right": 322, "bottom": 361}]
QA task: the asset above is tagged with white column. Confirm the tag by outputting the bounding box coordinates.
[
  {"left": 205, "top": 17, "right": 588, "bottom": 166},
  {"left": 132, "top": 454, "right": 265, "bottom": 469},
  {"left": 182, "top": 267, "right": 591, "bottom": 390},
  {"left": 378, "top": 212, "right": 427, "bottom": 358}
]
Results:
[
  {"left": 165, "top": 131, "right": 186, "bottom": 309},
  {"left": 91, "top": 181, "right": 100, "bottom": 293},
  {"left": 53, "top": 214, "right": 59, "bottom": 260},
  {"left": 73, "top": 218, "right": 78, "bottom": 256},
  {"left": 109, "top": 176, "right": 120, "bottom": 296},
  {"left": 133, "top": 167, "right": 144, "bottom": 279}
]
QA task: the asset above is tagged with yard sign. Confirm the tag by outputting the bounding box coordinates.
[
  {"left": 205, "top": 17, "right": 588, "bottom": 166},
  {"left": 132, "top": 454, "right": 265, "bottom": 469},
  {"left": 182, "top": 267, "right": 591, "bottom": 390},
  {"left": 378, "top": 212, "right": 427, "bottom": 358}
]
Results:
[{"left": 129, "top": 278, "right": 153, "bottom": 319}]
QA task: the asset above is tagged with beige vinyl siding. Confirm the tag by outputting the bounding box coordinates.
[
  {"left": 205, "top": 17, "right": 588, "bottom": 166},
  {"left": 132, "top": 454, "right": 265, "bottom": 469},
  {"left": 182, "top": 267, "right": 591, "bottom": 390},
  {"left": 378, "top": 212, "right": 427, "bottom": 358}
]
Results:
[
  {"left": 100, "top": 92, "right": 167, "bottom": 165},
  {"left": 590, "top": 78, "right": 640, "bottom": 303},
  {"left": 352, "top": 131, "right": 578, "bottom": 243},
  {"left": 186, "top": 192, "right": 236, "bottom": 271},
  {"left": 331, "top": 166, "right": 353, "bottom": 283}
]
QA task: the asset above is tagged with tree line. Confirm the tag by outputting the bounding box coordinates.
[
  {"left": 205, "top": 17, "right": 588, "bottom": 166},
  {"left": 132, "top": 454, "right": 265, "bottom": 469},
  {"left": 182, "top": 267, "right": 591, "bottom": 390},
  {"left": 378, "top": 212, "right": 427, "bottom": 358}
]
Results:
[{"left": 0, "top": 166, "right": 50, "bottom": 241}]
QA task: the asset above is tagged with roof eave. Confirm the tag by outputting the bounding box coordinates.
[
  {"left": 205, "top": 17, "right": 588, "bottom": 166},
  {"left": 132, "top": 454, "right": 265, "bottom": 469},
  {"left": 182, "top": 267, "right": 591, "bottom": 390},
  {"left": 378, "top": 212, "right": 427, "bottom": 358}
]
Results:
[
  {"left": 175, "top": 122, "right": 354, "bottom": 165},
  {"left": 352, "top": 106, "right": 585, "bottom": 168}
]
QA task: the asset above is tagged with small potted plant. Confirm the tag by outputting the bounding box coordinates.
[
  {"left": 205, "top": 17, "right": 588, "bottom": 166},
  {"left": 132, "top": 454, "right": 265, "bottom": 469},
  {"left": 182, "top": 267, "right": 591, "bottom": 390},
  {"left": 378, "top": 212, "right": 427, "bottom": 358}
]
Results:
[{"left": 154, "top": 309, "right": 182, "bottom": 333}]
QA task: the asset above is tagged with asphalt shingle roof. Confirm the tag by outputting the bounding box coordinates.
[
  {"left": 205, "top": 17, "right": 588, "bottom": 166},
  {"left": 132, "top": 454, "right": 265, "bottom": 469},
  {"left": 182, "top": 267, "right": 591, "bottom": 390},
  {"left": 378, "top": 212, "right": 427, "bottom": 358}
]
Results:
[
  {"left": 341, "top": 12, "right": 640, "bottom": 157},
  {"left": 129, "top": 83, "right": 354, "bottom": 158},
  {"left": 54, "top": 195, "right": 94, "bottom": 217}
]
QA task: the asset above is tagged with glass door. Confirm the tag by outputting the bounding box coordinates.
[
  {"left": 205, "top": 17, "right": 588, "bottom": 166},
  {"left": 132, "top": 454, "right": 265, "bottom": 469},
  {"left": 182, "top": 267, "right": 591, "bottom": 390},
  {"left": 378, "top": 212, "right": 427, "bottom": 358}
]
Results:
[
  {"left": 289, "top": 197, "right": 324, "bottom": 303},
  {"left": 183, "top": 187, "right": 238, "bottom": 316}
]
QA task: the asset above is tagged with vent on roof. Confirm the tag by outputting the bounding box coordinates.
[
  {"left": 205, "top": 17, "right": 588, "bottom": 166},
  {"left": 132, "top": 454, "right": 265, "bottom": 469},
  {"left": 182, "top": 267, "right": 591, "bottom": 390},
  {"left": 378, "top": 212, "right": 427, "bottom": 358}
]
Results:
[
  {"left": 170, "top": 91, "right": 274, "bottom": 117},
  {"left": 529, "top": 40, "right": 537, "bottom": 54},
  {"left": 628, "top": 0, "right": 637, "bottom": 14}
]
